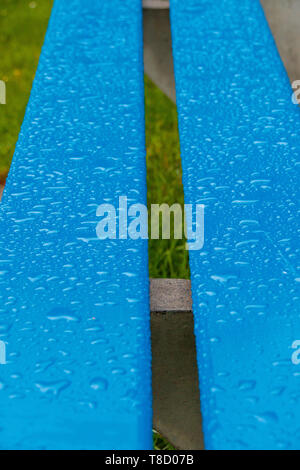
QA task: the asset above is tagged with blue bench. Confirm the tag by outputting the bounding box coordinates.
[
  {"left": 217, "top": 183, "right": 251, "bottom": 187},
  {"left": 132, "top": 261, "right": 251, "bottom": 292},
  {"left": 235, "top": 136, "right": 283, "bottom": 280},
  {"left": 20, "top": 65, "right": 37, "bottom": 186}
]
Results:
[{"left": 171, "top": 0, "right": 300, "bottom": 450}]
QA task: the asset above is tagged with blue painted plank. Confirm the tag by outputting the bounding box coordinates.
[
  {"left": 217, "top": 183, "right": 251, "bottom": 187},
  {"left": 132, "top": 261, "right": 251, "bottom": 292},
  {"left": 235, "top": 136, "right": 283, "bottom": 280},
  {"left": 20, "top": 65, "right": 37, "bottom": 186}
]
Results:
[
  {"left": 171, "top": 0, "right": 300, "bottom": 450},
  {"left": 0, "top": 0, "right": 152, "bottom": 450}
]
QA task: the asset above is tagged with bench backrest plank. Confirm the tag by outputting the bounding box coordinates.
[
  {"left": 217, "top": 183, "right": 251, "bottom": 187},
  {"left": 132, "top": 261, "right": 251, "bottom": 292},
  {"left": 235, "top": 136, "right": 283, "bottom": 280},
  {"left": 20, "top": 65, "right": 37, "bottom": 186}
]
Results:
[{"left": 171, "top": 0, "right": 300, "bottom": 450}]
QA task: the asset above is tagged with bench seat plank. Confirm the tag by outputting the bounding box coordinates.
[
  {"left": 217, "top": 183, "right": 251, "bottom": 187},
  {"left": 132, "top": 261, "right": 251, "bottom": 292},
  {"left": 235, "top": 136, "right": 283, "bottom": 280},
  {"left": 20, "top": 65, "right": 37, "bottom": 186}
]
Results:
[
  {"left": 171, "top": 0, "right": 300, "bottom": 450},
  {"left": 0, "top": 0, "right": 152, "bottom": 450}
]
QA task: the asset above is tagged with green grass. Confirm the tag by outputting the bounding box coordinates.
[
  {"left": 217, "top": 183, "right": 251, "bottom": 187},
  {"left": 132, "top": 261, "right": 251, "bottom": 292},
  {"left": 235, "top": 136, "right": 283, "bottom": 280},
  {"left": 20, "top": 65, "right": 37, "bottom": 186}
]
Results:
[
  {"left": 153, "top": 431, "right": 176, "bottom": 451},
  {"left": 145, "top": 76, "right": 189, "bottom": 279},
  {"left": 0, "top": 0, "right": 189, "bottom": 451},
  {"left": 0, "top": 0, "right": 54, "bottom": 181}
]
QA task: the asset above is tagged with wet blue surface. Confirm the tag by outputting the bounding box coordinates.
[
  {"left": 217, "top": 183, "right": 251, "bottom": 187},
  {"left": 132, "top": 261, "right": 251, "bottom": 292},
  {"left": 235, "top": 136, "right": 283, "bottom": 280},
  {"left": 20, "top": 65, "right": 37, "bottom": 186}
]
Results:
[
  {"left": 0, "top": 0, "right": 152, "bottom": 450},
  {"left": 171, "top": 0, "right": 300, "bottom": 450}
]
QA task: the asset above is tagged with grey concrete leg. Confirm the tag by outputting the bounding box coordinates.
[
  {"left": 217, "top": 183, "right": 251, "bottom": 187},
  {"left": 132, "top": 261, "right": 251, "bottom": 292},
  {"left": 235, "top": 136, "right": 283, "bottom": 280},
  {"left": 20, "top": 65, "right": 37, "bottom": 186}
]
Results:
[
  {"left": 150, "top": 278, "right": 192, "bottom": 313},
  {"left": 143, "top": 0, "right": 170, "bottom": 8},
  {"left": 151, "top": 311, "right": 204, "bottom": 450},
  {"left": 143, "top": 8, "right": 176, "bottom": 102},
  {"left": 150, "top": 279, "right": 203, "bottom": 450}
]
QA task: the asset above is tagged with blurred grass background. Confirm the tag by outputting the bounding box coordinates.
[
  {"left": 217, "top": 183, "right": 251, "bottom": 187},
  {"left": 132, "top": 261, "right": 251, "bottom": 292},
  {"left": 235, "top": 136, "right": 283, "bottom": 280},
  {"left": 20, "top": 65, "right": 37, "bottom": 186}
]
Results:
[{"left": 0, "top": 0, "right": 189, "bottom": 450}]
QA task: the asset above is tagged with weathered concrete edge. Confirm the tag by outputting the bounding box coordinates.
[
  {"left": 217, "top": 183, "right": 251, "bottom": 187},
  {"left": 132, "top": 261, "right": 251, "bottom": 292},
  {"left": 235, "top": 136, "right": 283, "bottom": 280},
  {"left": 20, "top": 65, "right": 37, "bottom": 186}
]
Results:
[{"left": 150, "top": 278, "right": 192, "bottom": 313}]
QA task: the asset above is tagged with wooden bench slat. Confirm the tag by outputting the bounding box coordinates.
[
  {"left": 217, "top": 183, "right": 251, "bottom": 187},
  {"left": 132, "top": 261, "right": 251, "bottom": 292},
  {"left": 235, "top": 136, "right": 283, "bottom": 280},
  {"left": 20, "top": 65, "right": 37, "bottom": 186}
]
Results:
[{"left": 171, "top": 0, "right": 300, "bottom": 450}]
